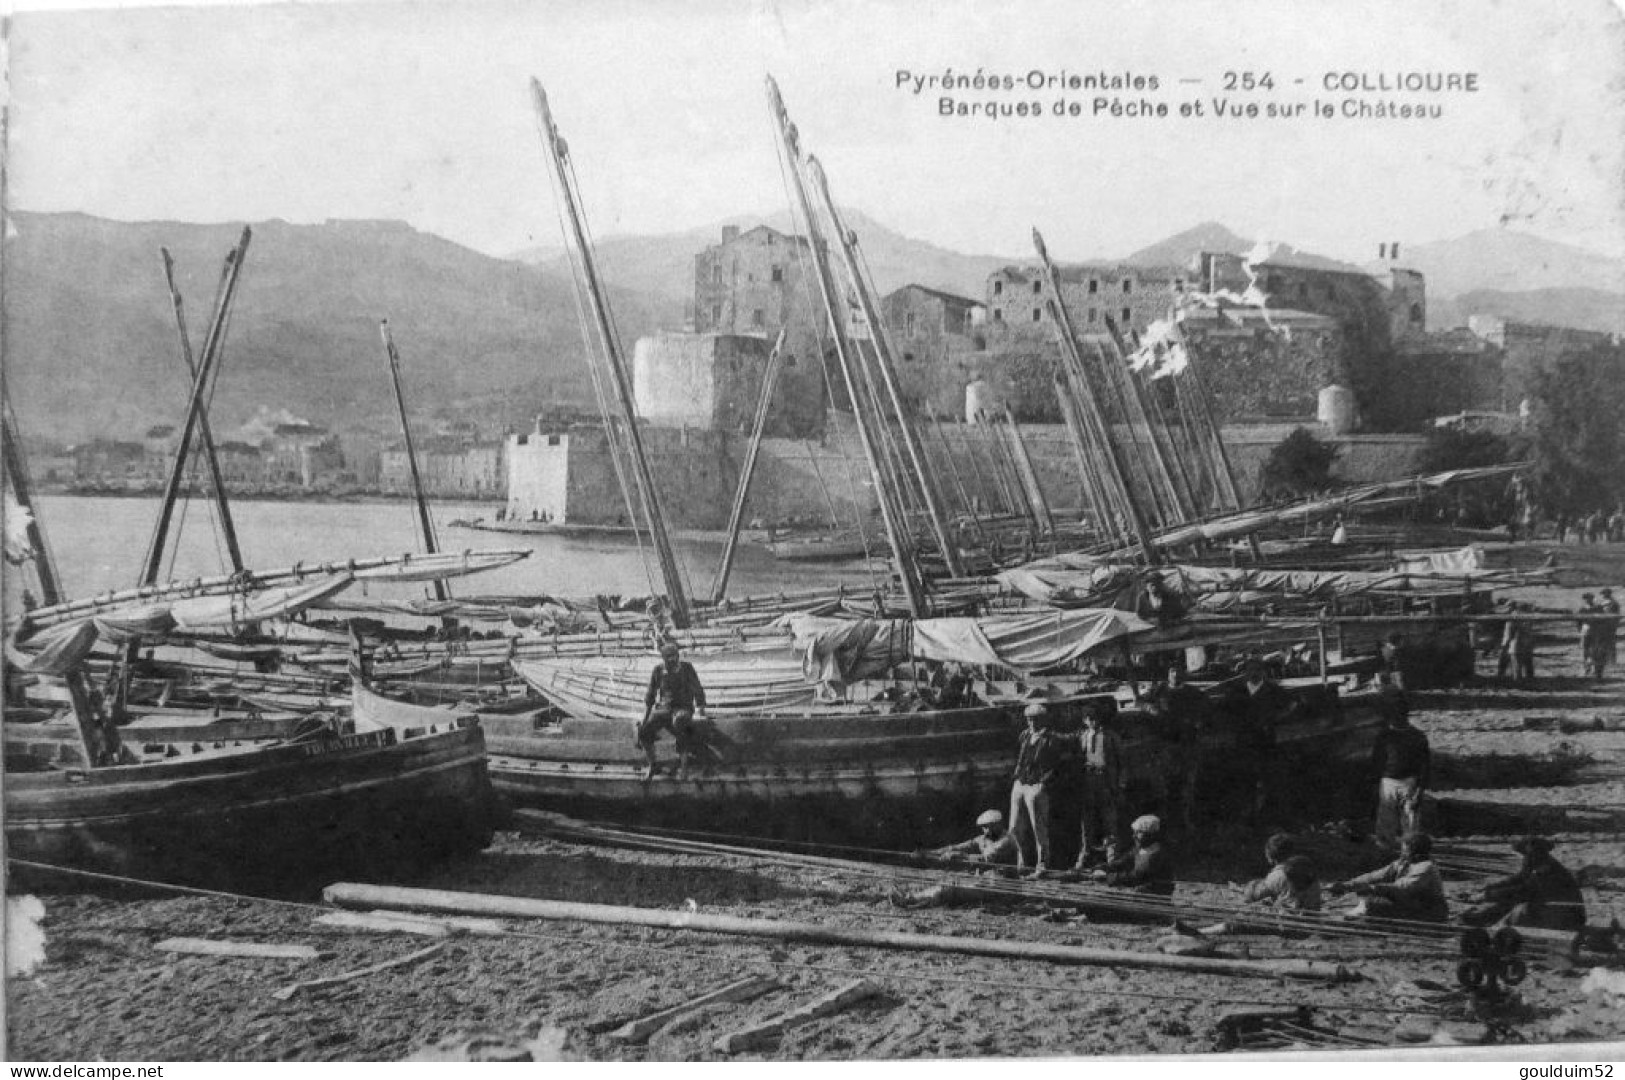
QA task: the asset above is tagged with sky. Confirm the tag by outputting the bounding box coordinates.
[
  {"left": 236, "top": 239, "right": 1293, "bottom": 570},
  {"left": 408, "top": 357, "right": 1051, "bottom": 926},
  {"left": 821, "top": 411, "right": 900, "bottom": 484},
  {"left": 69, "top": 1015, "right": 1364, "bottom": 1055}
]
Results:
[{"left": 5, "top": 0, "right": 1625, "bottom": 265}]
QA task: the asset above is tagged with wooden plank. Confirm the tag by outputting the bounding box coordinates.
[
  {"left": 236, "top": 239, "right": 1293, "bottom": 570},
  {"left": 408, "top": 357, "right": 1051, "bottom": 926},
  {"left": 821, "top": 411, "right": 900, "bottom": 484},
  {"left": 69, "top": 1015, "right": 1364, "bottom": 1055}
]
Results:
[
  {"left": 323, "top": 882, "right": 1353, "bottom": 983},
  {"left": 311, "top": 910, "right": 506, "bottom": 938},
  {"left": 155, "top": 937, "right": 325, "bottom": 961},
  {"left": 272, "top": 942, "right": 445, "bottom": 1002},
  {"left": 713, "top": 980, "right": 879, "bottom": 1054},
  {"left": 610, "top": 975, "right": 779, "bottom": 1043}
]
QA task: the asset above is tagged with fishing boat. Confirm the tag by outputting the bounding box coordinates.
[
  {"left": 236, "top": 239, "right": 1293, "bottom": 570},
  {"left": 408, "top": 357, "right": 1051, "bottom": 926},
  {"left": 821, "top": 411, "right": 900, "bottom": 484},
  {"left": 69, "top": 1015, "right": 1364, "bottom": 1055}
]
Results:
[{"left": 6, "top": 718, "right": 494, "bottom": 896}]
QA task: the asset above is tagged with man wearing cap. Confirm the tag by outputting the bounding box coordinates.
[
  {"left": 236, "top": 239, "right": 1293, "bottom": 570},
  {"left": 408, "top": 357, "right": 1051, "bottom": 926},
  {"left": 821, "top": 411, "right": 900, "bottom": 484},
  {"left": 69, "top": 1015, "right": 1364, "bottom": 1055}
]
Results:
[
  {"left": 1462, "top": 835, "right": 1586, "bottom": 932},
  {"left": 1232, "top": 658, "right": 1292, "bottom": 824},
  {"left": 638, "top": 642, "right": 708, "bottom": 781},
  {"left": 1240, "top": 832, "right": 1322, "bottom": 912},
  {"left": 1091, "top": 814, "right": 1175, "bottom": 895},
  {"left": 1009, "top": 701, "right": 1067, "bottom": 876},
  {"left": 1071, "top": 698, "right": 1125, "bottom": 870},
  {"left": 930, "top": 809, "right": 1019, "bottom": 867},
  {"left": 1328, "top": 832, "right": 1449, "bottom": 922},
  {"left": 1369, "top": 689, "right": 1431, "bottom": 850}
]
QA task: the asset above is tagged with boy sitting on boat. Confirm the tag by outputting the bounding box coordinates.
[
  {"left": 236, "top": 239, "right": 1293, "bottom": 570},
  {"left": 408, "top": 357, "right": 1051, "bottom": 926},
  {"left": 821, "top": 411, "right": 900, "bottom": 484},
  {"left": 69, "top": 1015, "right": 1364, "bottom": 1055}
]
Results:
[{"left": 637, "top": 642, "right": 709, "bottom": 781}]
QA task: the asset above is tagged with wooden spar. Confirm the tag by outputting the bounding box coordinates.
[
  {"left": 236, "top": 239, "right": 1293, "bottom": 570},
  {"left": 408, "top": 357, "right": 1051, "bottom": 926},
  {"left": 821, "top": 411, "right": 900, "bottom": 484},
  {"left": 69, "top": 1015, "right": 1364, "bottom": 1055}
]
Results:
[
  {"left": 713, "top": 980, "right": 876, "bottom": 1054},
  {"left": 987, "top": 410, "right": 1037, "bottom": 533},
  {"left": 1102, "top": 315, "right": 1194, "bottom": 524},
  {"left": 927, "top": 411, "right": 985, "bottom": 544},
  {"left": 139, "top": 226, "right": 253, "bottom": 588},
  {"left": 1053, "top": 374, "right": 1114, "bottom": 543},
  {"left": 767, "top": 75, "right": 925, "bottom": 616},
  {"left": 323, "top": 882, "right": 1350, "bottom": 983},
  {"left": 379, "top": 321, "right": 450, "bottom": 606},
  {"left": 978, "top": 411, "right": 1024, "bottom": 520},
  {"left": 2, "top": 411, "right": 123, "bottom": 766},
  {"left": 1033, "top": 229, "right": 1159, "bottom": 564},
  {"left": 1001, "top": 405, "right": 1055, "bottom": 536},
  {"left": 806, "top": 158, "right": 963, "bottom": 577},
  {"left": 1168, "top": 316, "right": 1244, "bottom": 513},
  {"left": 710, "top": 329, "right": 787, "bottom": 604},
  {"left": 159, "top": 249, "right": 244, "bottom": 574},
  {"left": 530, "top": 81, "right": 691, "bottom": 628},
  {"left": 960, "top": 418, "right": 1008, "bottom": 516}
]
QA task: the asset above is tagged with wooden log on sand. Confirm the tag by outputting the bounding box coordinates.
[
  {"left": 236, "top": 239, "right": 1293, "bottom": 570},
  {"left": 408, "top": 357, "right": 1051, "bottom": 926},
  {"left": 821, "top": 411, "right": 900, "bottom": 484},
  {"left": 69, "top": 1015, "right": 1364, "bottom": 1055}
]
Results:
[
  {"left": 322, "top": 883, "right": 1353, "bottom": 983},
  {"left": 610, "top": 975, "right": 780, "bottom": 1043},
  {"left": 155, "top": 938, "right": 325, "bottom": 961},
  {"left": 713, "top": 979, "right": 879, "bottom": 1054}
]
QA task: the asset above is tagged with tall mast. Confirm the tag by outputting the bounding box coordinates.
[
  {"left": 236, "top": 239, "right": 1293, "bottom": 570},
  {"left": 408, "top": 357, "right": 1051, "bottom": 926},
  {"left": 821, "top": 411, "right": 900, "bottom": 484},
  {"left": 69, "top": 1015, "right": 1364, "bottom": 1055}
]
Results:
[
  {"left": 767, "top": 75, "right": 925, "bottom": 615},
  {"left": 710, "top": 329, "right": 786, "bottom": 604},
  {"left": 805, "top": 158, "right": 963, "bottom": 577},
  {"left": 530, "top": 79, "right": 691, "bottom": 627},
  {"left": 1002, "top": 405, "right": 1055, "bottom": 537},
  {"left": 380, "top": 321, "right": 449, "bottom": 604},
  {"left": 139, "top": 226, "right": 252, "bottom": 587},
  {"left": 1033, "top": 229, "right": 1159, "bottom": 564},
  {"left": 160, "top": 249, "right": 244, "bottom": 573},
  {"left": 2, "top": 413, "right": 123, "bottom": 766}
]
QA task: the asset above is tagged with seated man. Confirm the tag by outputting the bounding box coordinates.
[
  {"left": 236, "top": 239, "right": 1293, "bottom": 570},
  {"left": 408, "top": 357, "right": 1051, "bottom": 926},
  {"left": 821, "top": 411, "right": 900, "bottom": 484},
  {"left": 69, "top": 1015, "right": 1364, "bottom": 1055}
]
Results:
[
  {"left": 929, "top": 809, "right": 1019, "bottom": 868},
  {"left": 636, "top": 642, "right": 708, "bottom": 780},
  {"left": 1091, "top": 814, "right": 1175, "bottom": 896},
  {"left": 1327, "top": 832, "right": 1449, "bottom": 923},
  {"left": 1461, "top": 835, "right": 1586, "bottom": 932},
  {"left": 1241, "top": 832, "right": 1322, "bottom": 912}
]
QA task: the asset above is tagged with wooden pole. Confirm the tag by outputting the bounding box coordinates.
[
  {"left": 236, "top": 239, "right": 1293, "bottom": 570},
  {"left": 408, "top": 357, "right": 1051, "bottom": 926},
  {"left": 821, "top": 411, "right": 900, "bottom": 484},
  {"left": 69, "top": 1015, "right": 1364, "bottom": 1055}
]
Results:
[
  {"left": 139, "top": 226, "right": 252, "bottom": 588},
  {"left": 1002, "top": 405, "right": 1055, "bottom": 537},
  {"left": 807, "top": 158, "right": 963, "bottom": 577},
  {"left": 710, "top": 329, "right": 787, "bottom": 604},
  {"left": 766, "top": 75, "right": 925, "bottom": 616},
  {"left": 323, "top": 882, "right": 1351, "bottom": 983},
  {"left": 379, "top": 321, "right": 450, "bottom": 605},
  {"left": 1034, "top": 233, "right": 1158, "bottom": 564},
  {"left": 2, "top": 412, "right": 123, "bottom": 766},
  {"left": 159, "top": 249, "right": 244, "bottom": 574},
  {"left": 713, "top": 980, "right": 877, "bottom": 1054},
  {"left": 531, "top": 80, "right": 692, "bottom": 628}
]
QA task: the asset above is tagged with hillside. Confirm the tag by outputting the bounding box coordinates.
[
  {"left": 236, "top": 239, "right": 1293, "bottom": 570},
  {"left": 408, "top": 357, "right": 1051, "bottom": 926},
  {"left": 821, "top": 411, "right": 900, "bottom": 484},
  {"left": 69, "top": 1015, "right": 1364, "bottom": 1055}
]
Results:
[
  {"left": 1437, "top": 287, "right": 1625, "bottom": 336},
  {"left": 518, "top": 208, "right": 1011, "bottom": 314},
  {"left": 1375, "top": 228, "right": 1625, "bottom": 298},
  {"left": 3, "top": 213, "right": 666, "bottom": 443},
  {"left": 1123, "top": 222, "right": 1365, "bottom": 274}
]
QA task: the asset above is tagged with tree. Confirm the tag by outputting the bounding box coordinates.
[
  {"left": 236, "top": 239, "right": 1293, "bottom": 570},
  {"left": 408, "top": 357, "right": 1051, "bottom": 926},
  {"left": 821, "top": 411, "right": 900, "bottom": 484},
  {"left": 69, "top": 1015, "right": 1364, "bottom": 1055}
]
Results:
[
  {"left": 1415, "top": 425, "right": 1525, "bottom": 528},
  {"left": 1257, "top": 426, "right": 1339, "bottom": 503},
  {"left": 1528, "top": 344, "right": 1625, "bottom": 518}
]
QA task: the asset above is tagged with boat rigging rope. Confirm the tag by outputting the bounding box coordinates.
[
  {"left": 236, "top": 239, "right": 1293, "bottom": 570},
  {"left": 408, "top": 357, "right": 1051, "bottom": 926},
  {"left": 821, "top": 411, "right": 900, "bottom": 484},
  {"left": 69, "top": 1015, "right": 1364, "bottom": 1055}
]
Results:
[
  {"left": 3, "top": 857, "right": 1447, "bottom": 1021},
  {"left": 543, "top": 156, "right": 660, "bottom": 605},
  {"left": 770, "top": 117, "right": 884, "bottom": 591}
]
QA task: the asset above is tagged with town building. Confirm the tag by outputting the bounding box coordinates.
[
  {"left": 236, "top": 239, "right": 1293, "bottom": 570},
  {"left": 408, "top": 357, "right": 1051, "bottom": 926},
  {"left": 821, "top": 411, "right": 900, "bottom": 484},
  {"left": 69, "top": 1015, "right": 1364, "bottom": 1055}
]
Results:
[
  {"left": 379, "top": 438, "right": 505, "bottom": 499},
  {"left": 877, "top": 285, "right": 988, "bottom": 418},
  {"left": 1466, "top": 316, "right": 1621, "bottom": 411},
  {"left": 262, "top": 421, "right": 345, "bottom": 488}
]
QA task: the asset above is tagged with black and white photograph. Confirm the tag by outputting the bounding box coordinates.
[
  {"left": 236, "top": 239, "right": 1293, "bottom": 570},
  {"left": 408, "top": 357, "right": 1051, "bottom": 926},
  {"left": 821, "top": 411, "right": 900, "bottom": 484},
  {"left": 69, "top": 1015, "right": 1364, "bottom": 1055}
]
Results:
[{"left": 3, "top": 0, "right": 1624, "bottom": 1065}]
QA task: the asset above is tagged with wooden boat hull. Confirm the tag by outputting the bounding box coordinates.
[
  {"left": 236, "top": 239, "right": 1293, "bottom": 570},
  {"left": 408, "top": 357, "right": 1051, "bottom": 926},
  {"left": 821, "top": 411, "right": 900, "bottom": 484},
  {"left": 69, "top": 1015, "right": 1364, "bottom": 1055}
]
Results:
[
  {"left": 5, "top": 723, "right": 496, "bottom": 896},
  {"left": 481, "top": 688, "right": 1388, "bottom": 847}
]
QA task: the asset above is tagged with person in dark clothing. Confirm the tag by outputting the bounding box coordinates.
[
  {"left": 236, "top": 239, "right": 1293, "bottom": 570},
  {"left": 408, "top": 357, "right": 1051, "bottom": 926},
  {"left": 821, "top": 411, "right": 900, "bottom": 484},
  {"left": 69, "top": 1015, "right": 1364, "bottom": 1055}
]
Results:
[
  {"left": 1461, "top": 835, "right": 1587, "bottom": 932},
  {"left": 1379, "top": 632, "right": 1407, "bottom": 691},
  {"left": 1071, "top": 698, "right": 1124, "bottom": 870},
  {"left": 1147, "top": 664, "right": 1212, "bottom": 831},
  {"left": 1370, "top": 690, "right": 1430, "bottom": 850},
  {"left": 1232, "top": 658, "right": 1292, "bottom": 823},
  {"left": 1241, "top": 832, "right": 1322, "bottom": 912},
  {"left": 1091, "top": 814, "right": 1175, "bottom": 895},
  {"left": 1009, "top": 701, "right": 1068, "bottom": 876},
  {"left": 638, "top": 642, "right": 708, "bottom": 780}
]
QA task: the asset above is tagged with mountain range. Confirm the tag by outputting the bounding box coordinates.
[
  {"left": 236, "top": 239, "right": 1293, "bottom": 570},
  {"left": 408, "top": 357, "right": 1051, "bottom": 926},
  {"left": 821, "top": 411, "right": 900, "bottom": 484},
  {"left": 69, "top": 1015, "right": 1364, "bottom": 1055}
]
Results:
[{"left": 5, "top": 210, "right": 1620, "bottom": 445}]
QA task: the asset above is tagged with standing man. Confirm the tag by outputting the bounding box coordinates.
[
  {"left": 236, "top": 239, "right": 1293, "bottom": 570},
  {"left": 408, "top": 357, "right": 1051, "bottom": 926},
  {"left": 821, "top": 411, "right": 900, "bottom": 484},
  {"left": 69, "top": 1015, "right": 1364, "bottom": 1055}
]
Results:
[
  {"left": 1593, "top": 588, "right": 1620, "bottom": 680},
  {"left": 1009, "top": 701, "right": 1067, "bottom": 877},
  {"left": 637, "top": 642, "right": 708, "bottom": 781},
  {"left": 1578, "top": 593, "right": 1600, "bottom": 678},
  {"left": 1148, "top": 664, "right": 1212, "bottom": 832},
  {"left": 1233, "top": 658, "right": 1291, "bottom": 824},
  {"left": 1369, "top": 690, "right": 1431, "bottom": 850},
  {"left": 1072, "top": 698, "right": 1124, "bottom": 870}
]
